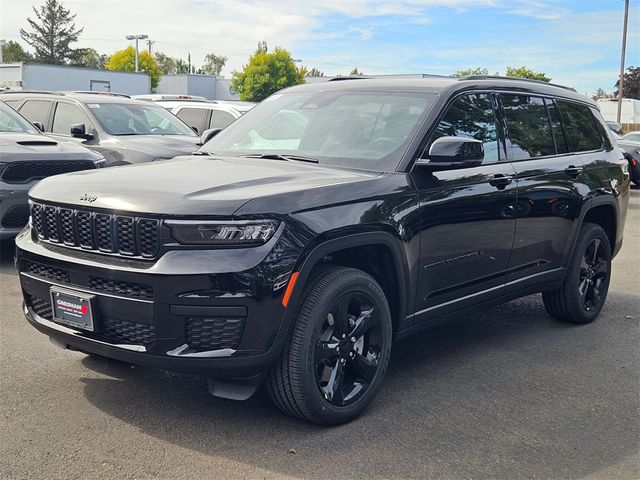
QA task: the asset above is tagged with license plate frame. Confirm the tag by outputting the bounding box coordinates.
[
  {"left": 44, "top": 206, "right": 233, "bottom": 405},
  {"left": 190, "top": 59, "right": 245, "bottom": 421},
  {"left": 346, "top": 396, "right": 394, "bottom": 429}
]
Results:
[{"left": 50, "top": 287, "right": 96, "bottom": 332}]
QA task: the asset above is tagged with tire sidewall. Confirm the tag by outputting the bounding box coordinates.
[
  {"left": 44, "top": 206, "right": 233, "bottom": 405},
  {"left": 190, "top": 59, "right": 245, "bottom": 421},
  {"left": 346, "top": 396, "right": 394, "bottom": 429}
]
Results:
[
  {"left": 564, "top": 225, "right": 612, "bottom": 322},
  {"left": 297, "top": 270, "right": 393, "bottom": 424}
]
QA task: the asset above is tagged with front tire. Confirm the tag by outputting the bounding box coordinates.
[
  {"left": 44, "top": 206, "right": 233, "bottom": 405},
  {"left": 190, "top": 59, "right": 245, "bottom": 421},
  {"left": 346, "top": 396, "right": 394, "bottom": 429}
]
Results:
[
  {"left": 267, "top": 266, "right": 393, "bottom": 425},
  {"left": 542, "top": 223, "right": 611, "bottom": 324}
]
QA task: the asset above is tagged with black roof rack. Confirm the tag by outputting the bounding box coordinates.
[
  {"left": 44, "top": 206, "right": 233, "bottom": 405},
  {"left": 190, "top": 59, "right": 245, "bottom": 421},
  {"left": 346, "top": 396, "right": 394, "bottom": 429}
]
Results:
[
  {"left": 70, "top": 91, "right": 131, "bottom": 98},
  {"left": 328, "top": 76, "right": 372, "bottom": 81},
  {"left": 0, "top": 90, "right": 64, "bottom": 95},
  {"left": 459, "top": 75, "right": 576, "bottom": 92}
]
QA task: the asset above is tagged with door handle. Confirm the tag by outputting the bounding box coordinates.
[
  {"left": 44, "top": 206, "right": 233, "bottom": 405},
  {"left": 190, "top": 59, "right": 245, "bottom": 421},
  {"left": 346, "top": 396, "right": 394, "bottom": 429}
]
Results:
[
  {"left": 489, "top": 174, "right": 514, "bottom": 189},
  {"left": 564, "top": 165, "right": 583, "bottom": 177}
]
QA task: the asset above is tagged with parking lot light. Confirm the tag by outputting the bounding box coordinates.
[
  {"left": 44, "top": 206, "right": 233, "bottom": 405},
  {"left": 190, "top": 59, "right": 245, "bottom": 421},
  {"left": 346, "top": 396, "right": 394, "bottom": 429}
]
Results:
[{"left": 125, "top": 34, "right": 149, "bottom": 73}]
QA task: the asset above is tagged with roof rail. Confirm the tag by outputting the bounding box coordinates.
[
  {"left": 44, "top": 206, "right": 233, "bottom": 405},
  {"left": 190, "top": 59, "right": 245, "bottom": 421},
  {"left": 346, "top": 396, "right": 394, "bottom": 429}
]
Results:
[
  {"left": 458, "top": 75, "right": 576, "bottom": 92},
  {"left": 328, "top": 76, "right": 371, "bottom": 82},
  {"left": 70, "top": 91, "right": 131, "bottom": 98},
  {"left": 0, "top": 90, "right": 64, "bottom": 95}
]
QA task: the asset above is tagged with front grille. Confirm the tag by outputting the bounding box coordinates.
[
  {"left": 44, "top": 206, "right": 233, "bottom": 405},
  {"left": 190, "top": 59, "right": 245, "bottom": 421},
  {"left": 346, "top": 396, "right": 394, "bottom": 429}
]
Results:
[
  {"left": 186, "top": 317, "right": 245, "bottom": 350},
  {"left": 30, "top": 202, "right": 160, "bottom": 259},
  {"left": 22, "top": 260, "right": 70, "bottom": 283},
  {"left": 1, "top": 204, "right": 30, "bottom": 228},
  {"left": 98, "top": 318, "right": 155, "bottom": 346},
  {"left": 22, "top": 260, "right": 153, "bottom": 300},
  {"left": 89, "top": 277, "right": 153, "bottom": 300},
  {"left": 27, "top": 294, "right": 155, "bottom": 346},
  {"left": 1, "top": 161, "right": 96, "bottom": 183}
]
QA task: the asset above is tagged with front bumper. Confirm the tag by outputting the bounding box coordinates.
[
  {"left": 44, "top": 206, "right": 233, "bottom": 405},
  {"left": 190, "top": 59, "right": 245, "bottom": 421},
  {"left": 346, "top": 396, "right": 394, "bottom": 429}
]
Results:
[
  {"left": 16, "top": 227, "right": 300, "bottom": 379},
  {"left": 0, "top": 182, "right": 31, "bottom": 239}
]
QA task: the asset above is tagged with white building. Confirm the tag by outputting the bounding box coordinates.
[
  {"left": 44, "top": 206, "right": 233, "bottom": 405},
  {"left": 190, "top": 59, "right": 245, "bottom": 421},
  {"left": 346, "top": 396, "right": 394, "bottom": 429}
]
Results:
[
  {"left": 597, "top": 98, "right": 640, "bottom": 131},
  {"left": 157, "top": 74, "right": 239, "bottom": 100},
  {"left": 0, "top": 63, "right": 150, "bottom": 95}
]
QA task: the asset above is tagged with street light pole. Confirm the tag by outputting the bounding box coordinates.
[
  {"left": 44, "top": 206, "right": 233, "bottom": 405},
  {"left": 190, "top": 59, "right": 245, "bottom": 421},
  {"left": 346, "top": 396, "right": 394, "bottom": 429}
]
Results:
[
  {"left": 616, "top": 0, "right": 629, "bottom": 125},
  {"left": 125, "top": 34, "right": 149, "bottom": 73}
]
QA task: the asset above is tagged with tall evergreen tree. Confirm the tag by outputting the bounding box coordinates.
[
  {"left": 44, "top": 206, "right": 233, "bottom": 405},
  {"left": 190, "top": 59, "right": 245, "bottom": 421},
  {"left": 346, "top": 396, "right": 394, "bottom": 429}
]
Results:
[{"left": 20, "top": 0, "right": 83, "bottom": 64}]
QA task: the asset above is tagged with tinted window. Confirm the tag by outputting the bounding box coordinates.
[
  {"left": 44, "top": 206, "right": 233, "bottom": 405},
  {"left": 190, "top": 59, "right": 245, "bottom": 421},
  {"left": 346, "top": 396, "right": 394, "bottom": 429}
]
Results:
[
  {"left": 18, "top": 100, "right": 51, "bottom": 126},
  {"left": 210, "top": 110, "right": 236, "bottom": 129},
  {"left": 501, "top": 94, "right": 555, "bottom": 160},
  {"left": 544, "top": 98, "right": 568, "bottom": 154},
  {"left": 556, "top": 101, "right": 602, "bottom": 152},
  {"left": 52, "top": 102, "right": 91, "bottom": 135},
  {"left": 427, "top": 93, "right": 499, "bottom": 163},
  {"left": 176, "top": 108, "right": 208, "bottom": 133}
]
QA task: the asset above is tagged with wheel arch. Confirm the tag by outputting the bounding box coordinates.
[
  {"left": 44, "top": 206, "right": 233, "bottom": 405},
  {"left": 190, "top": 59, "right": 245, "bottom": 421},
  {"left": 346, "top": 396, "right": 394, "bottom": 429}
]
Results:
[
  {"left": 568, "top": 196, "right": 618, "bottom": 260},
  {"left": 282, "top": 231, "right": 411, "bottom": 334}
]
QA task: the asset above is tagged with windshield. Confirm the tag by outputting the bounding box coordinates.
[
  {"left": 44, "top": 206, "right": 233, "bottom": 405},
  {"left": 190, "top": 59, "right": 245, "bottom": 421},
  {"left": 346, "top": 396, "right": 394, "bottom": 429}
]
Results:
[
  {"left": 201, "top": 90, "right": 436, "bottom": 170},
  {"left": 0, "top": 101, "right": 39, "bottom": 134},
  {"left": 88, "top": 103, "right": 197, "bottom": 136}
]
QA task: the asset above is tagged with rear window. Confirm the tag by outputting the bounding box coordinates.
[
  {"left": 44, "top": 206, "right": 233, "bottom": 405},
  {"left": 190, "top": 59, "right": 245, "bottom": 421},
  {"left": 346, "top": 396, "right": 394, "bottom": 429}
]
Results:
[
  {"left": 500, "top": 94, "right": 555, "bottom": 160},
  {"left": 556, "top": 101, "right": 603, "bottom": 152}
]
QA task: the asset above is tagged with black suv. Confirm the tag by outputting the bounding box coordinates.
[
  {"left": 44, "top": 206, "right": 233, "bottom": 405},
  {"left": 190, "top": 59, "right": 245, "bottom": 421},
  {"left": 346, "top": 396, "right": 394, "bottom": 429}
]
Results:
[{"left": 15, "top": 77, "right": 630, "bottom": 425}]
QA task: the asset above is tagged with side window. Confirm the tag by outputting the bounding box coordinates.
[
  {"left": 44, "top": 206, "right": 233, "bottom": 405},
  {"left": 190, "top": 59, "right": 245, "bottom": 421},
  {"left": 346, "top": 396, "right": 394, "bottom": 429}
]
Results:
[
  {"left": 52, "top": 102, "right": 91, "bottom": 135},
  {"left": 210, "top": 110, "right": 236, "bottom": 130},
  {"left": 544, "top": 98, "right": 568, "bottom": 154},
  {"left": 556, "top": 101, "right": 603, "bottom": 152},
  {"left": 501, "top": 94, "right": 555, "bottom": 160},
  {"left": 176, "top": 108, "right": 208, "bottom": 133},
  {"left": 18, "top": 100, "right": 52, "bottom": 127},
  {"left": 426, "top": 93, "right": 500, "bottom": 164}
]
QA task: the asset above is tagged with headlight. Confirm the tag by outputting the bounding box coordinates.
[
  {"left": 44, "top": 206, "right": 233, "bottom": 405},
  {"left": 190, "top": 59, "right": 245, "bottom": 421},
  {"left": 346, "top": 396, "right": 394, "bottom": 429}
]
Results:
[{"left": 166, "top": 219, "right": 279, "bottom": 246}]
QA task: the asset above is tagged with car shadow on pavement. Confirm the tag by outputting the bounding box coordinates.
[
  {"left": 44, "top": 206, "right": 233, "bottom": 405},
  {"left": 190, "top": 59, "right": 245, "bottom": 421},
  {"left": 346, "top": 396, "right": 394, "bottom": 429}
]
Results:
[
  {"left": 78, "top": 293, "right": 639, "bottom": 479},
  {"left": 0, "top": 238, "right": 16, "bottom": 272}
]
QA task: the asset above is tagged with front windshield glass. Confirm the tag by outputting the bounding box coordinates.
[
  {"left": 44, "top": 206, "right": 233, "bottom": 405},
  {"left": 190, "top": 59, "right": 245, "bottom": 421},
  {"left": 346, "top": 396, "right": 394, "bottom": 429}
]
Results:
[
  {"left": 89, "top": 103, "right": 197, "bottom": 136},
  {"left": 201, "top": 90, "right": 436, "bottom": 170},
  {"left": 0, "top": 101, "right": 39, "bottom": 134}
]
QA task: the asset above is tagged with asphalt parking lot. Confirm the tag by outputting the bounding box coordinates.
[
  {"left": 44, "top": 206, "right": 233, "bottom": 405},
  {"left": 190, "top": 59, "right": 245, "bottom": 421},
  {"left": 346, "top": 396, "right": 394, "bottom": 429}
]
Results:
[{"left": 0, "top": 189, "right": 638, "bottom": 480}]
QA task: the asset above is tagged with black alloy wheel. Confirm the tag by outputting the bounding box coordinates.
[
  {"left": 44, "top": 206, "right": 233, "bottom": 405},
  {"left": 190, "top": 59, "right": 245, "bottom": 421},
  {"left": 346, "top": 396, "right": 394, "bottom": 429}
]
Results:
[
  {"left": 543, "top": 223, "right": 612, "bottom": 324},
  {"left": 314, "top": 292, "right": 383, "bottom": 406},
  {"left": 267, "top": 266, "right": 392, "bottom": 425}
]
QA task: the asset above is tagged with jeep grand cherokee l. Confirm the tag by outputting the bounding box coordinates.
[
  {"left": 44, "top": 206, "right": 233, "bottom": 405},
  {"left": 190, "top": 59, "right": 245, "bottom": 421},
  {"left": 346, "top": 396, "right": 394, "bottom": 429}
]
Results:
[{"left": 15, "top": 76, "right": 630, "bottom": 425}]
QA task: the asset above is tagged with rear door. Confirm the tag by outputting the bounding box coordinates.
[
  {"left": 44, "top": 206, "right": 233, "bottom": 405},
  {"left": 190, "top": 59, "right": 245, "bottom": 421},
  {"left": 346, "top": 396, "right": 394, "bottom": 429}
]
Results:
[
  {"left": 413, "top": 92, "right": 517, "bottom": 322},
  {"left": 499, "top": 94, "right": 592, "bottom": 291}
]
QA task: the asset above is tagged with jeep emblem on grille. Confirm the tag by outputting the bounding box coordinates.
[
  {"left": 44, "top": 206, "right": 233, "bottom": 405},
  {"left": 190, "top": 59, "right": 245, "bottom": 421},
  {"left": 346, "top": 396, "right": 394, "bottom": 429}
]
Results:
[{"left": 79, "top": 194, "right": 97, "bottom": 203}]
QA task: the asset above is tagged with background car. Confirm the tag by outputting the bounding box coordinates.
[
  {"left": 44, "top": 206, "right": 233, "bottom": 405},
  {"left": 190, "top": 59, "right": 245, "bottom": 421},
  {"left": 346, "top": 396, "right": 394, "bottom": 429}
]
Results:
[
  {"left": 0, "top": 91, "right": 201, "bottom": 166},
  {"left": 609, "top": 129, "right": 640, "bottom": 186},
  {"left": 621, "top": 131, "right": 640, "bottom": 143},
  {"left": 133, "top": 95, "right": 256, "bottom": 134},
  {"left": 0, "top": 100, "right": 105, "bottom": 239}
]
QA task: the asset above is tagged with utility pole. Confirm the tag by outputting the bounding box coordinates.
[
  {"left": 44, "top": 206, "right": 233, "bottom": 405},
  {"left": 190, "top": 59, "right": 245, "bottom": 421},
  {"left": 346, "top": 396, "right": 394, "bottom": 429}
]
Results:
[
  {"left": 147, "top": 39, "right": 155, "bottom": 54},
  {"left": 616, "top": 0, "right": 629, "bottom": 124},
  {"left": 125, "top": 34, "right": 149, "bottom": 72}
]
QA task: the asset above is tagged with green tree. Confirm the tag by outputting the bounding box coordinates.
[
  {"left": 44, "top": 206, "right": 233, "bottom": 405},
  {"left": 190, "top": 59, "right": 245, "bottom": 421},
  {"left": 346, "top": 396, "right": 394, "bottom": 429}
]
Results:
[
  {"left": 154, "top": 51, "right": 177, "bottom": 75},
  {"left": 255, "top": 40, "right": 268, "bottom": 54},
  {"left": 0, "top": 40, "right": 34, "bottom": 62},
  {"left": 106, "top": 46, "right": 162, "bottom": 90},
  {"left": 614, "top": 66, "right": 640, "bottom": 100},
  {"left": 19, "top": 0, "right": 83, "bottom": 64},
  {"left": 69, "top": 47, "right": 105, "bottom": 69},
  {"left": 592, "top": 88, "right": 612, "bottom": 101},
  {"left": 505, "top": 66, "right": 551, "bottom": 82},
  {"left": 451, "top": 67, "right": 489, "bottom": 77},
  {"left": 306, "top": 67, "right": 325, "bottom": 77},
  {"left": 201, "top": 53, "right": 227, "bottom": 76},
  {"left": 231, "top": 47, "right": 305, "bottom": 102}
]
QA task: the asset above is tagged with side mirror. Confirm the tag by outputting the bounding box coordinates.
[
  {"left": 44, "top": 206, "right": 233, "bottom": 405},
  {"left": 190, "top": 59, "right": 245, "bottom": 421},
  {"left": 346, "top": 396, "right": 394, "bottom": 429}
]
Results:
[
  {"left": 200, "top": 128, "right": 222, "bottom": 145},
  {"left": 70, "top": 123, "right": 94, "bottom": 140},
  {"left": 415, "top": 136, "right": 484, "bottom": 170},
  {"left": 191, "top": 126, "right": 199, "bottom": 134},
  {"left": 32, "top": 121, "right": 45, "bottom": 132}
]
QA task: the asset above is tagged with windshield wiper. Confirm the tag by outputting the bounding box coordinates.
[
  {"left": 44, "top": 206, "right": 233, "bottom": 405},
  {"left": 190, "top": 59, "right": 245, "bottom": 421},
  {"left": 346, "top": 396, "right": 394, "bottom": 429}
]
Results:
[
  {"left": 243, "top": 153, "right": 318, "bottom": 163},
  {"left": 192, "top": 150, "right": 211, "bottom": 156}
]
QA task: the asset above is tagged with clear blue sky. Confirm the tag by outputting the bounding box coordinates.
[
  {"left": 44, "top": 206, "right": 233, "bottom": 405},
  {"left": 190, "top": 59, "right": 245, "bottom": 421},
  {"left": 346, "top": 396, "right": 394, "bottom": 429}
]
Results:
[{"left": 1, "top": 0, "right": 638, "bottom": 94}]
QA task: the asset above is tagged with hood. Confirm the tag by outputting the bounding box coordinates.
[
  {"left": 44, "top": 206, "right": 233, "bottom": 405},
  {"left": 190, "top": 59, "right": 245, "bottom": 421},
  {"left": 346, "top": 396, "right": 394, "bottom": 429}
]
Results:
[
  {"left": 0, "top": 133, "right": 102, "bottom": 161},
  {"left": 29, "top": 156, "right": 381, "bottom": 216},
  {"left": 114, "top": 134, "right": 200, "bottom": 159}
]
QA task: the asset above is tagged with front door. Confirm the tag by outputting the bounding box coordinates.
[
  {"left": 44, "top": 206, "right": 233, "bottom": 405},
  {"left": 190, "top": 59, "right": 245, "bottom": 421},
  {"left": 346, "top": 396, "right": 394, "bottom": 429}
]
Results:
[{"left": 413, "top": 92, "right": 517, "bottom": 323}]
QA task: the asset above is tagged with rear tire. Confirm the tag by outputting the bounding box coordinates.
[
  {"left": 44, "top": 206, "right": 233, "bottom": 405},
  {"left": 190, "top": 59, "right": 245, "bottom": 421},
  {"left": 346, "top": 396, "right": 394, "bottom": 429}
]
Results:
[
  {"left": 267, "top": 266, "right": 392, "bottom": 425},
  {"left": 542, "top": 223, "right": 611, "bottom": 324}
]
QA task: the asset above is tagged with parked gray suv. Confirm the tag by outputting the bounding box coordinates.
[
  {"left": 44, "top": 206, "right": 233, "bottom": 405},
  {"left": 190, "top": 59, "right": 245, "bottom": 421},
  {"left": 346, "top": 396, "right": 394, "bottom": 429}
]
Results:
[
  {"left": 0, "top": 91, "right": 200, "bottom": 166},
  {"left": 0, "top": 100, "right": 105, "bottom": 239}
]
